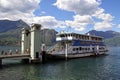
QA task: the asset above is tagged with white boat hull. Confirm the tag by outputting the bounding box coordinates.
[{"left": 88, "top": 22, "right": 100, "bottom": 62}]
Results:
[{"left": 45, "top": 50, "right": 108, "bottom": 60}]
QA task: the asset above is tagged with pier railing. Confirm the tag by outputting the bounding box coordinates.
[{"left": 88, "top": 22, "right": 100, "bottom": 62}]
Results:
[{"left": 47, "top": 44, "right": 59, "bottom": 53}]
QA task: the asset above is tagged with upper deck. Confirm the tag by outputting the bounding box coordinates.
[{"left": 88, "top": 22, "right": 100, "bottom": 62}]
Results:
[{"left": 56, "top": 32, "right": 103, "bottom": 42}]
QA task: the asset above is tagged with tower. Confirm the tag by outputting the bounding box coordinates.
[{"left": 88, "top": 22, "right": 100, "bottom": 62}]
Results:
[
  {"left": 21, "top": 27, "right": 30, "bottom": 54},
  {"left": 30, "top": 24, "right": 42, "bottom": 60}
]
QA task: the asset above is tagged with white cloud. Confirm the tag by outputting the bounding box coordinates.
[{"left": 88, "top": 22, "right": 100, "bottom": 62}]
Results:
[
  {"left": 54, "top": 0, "right": 114, "bottom": 31},
  {"left": 94, "top": 21, "right": 113, "bottom": 30},
  {"left": 65, "top": 15, "right": 93, "bottom": 31},
  {"left": 0, "top": 0, "right": 66, "bottom": 29},
  {"left": 73, "top": 15, "right": 93, "bottom": 23},
  {"left": 117, "top": 24, "right": 120, "bottom": 28},
  {"left": 0, "top": 0, "right": 115, "bottom": 32},
  {"left": 93, "top": 8, "right": 114, "bottom": 30},
  {"left": 41, "top": 11, "right": 46, "bottom": 14},
  {"left": 0, "top": 0, "right": 40, "bottom": 21},
  {"left": 32, "top": 16, "right": 66, "bottom": 29},
  {"left": 53, "top": 0, "right": 101, "bottom": 15},
  {"left": 94, "top": 8, "right": 114, "bottom": 22},
  {"left": 66, "top": 20, "right": 86, "bottom": 31}
]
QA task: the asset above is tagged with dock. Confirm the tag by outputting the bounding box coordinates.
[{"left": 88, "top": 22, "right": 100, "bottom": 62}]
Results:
[
  {"left": 0, "top": 54, "right": 31, "bottom": 66},
  {"left": 0, "top": 24, "right": 45, "bottom": 67},
  {"left": 0, "top": 54, "right": 30, "bottom": 59}
]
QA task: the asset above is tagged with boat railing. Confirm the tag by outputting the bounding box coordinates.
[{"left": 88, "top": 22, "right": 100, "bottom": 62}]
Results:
[
  {"left": 47, "top": 43, "right": 66, "bottom": 54},
  {"left": 47, "top": 43, "right": 58, "bottom": 52},
  {"left": 57, "top": 46, "right": 72, "bottom": 54}
]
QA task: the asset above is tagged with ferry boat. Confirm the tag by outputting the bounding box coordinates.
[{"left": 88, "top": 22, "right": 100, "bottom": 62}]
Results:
[{"left": 46, "top": 32, "right": 108, "bottom": 59}]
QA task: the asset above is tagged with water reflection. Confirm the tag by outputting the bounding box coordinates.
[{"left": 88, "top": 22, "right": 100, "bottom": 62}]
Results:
[
  {"left": 1, "top": 47, "right": 120, "bottom": 80},
  {"left": 21, "top": 56, "right": 113, "bottom": 80}
]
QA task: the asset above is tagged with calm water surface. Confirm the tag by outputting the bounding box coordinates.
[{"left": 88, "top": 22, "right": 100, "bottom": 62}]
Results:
[{"left": 0, "top": 46, "right": 120, "bottom": 80}]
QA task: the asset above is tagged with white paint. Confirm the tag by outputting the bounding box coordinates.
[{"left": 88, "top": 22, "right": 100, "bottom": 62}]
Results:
[
  {"left": 56, "top": 36, "right": 73, "bottom": 41},
  {"left": 41, "top": 44, "right": 46, "bottom": 51},
  {"left": 90, "top": 45, "right": 93, "bottom": 52},
  {"left": 30, "top": 24, "right": 42, "bottom": 60},
  {"left": 21, "top": 28, "right": 30, "bottom": 54},
  {"left": 96, "top": 45, "right": 99, "bottom": 53},
  {"left": 56, "top": 37, "right": 61, "bottom": 41},
  {"left": 65, "top": 43, "right": 68, "bottom": 60}
]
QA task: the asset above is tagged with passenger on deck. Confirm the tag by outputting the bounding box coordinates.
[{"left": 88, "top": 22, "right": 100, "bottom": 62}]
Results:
[
  {"left": 15, "top": 49, "right": 19, "bottom": 54},
  {"left": 26, "top": 49, "right": 29, "bottom": 54},
  {"left": 9, "top": 50, "right": 12, "bottom": 55},
  {"left": 4, "top": 52, "right": 7, "bottom": 55}
]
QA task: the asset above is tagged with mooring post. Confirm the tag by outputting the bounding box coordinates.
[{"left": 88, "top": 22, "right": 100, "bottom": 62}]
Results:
[
  {"left": 0, "top": 59, "right": 2, "bottom": 67},
  {"left": 41, "top": 44, "right": 47, "bottom": 63},
  {"left": 41, "top": 51, "right": 47, "bottom": 63}
]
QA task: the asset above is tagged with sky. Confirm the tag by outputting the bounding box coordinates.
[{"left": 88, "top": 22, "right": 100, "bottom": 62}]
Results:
[{"left": 0, "top": 0, "right": 120, "bottom": 33}]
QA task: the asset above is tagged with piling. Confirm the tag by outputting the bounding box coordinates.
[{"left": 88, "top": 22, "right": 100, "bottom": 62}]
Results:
[
  {"left": 41, "top": 51, "right": 47, "bottom": 63},
  {"left": 0, "top": 59, "right": 2, "bottom": 67}
]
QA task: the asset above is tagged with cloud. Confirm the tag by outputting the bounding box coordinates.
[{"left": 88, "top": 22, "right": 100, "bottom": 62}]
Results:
[
  {"left": 54, "top": 0, "right": 114, "bottom": 31},
  {"left": 53, "top": 0, "right": 101, "bottom": 15},
  {"left": 93, "top": 8, "right": 114, "bottom": 30},
  {"left": 0, "top": 0, "right": 40, "bottom": 21},
  {"left": 0, "top": 0, "right": 115, "bottom": 32},
  {"left": 66, "top": 20, "right": 86, "bottom": 31},
  {"left": 117, "top": 24, "right": 120, "bottom": 28},
  {"left": 73, "top": 15, "right": 93, "bottom": 23},
  {"left": 66, "top": 15, "right": 93, "bottom": 31},
  {"left": 32, "top": 16, "right": 66, "bottom": 29},
  {"left": 0, "top": 0, "right": 66, "bottom": 29},
  {"left": 94, "top": 21, "right": 113, "bottom": 30},
  {"left": 94, "top": 8, "right": 114, "bottom": 21},
  {"left": 41, "top": 11, "right": 46, "bottom": 14}
]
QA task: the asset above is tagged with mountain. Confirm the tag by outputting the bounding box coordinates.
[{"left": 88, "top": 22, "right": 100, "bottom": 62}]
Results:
[
  {"left": 86, "top": 30, "right": 120, "bottom": 39},
  {"left": 0, "top": 20, "right": 29, "bottom": 45},
  {"left": 86, "top": 30, "right": 120, "bottom": 46},
  {"left": 0, "top": 28, "right": 22, "bottom": 45},
  {"left": 105, "top": 36, "right": 120, "bottom": 46},
  {"left": 0, "top": 19, "right": 29, "bottom": 33},
  {"left": 0, "top": 20, "right": 57, "bottom": 46}
]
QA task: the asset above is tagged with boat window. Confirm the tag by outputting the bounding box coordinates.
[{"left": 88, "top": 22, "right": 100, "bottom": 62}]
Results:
[
  {"left": 76, "top": 48, "right": 78, "bottom": 51},
  {"left": 88, "top": 48, "right": 90, "bottom": 50},
  {"left": 73, "top": 48, "right": 76, "bottom": 51},
  {"left": 65, "top": 34, "right": 67, "bottom": 37},
  {"left": 68, "top": 34, "right": 70, "bottom": 37},
  {"left": 79, "top": 47, "right": 82, "bottom": 50},
  {"left": 60, "top": 35, "right": 65, "bottom": 37}
]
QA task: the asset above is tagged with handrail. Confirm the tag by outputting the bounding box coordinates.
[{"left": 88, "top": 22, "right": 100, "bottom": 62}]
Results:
[
  {"left": 47, "top": 43, "right": 59, "bottom": 51},
  {"left": 57, "top": 46, "right": 72, "bottom": 54}
]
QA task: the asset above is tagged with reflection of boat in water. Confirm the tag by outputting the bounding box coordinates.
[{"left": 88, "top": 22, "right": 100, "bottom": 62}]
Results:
[{"left": 46, "top": 32, "right": 108, "bottom": 60}]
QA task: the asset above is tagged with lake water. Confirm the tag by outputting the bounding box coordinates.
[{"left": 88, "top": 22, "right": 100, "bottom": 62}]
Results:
[{"left": 0, "top": 46, "right": 120, "bottom": 80}]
